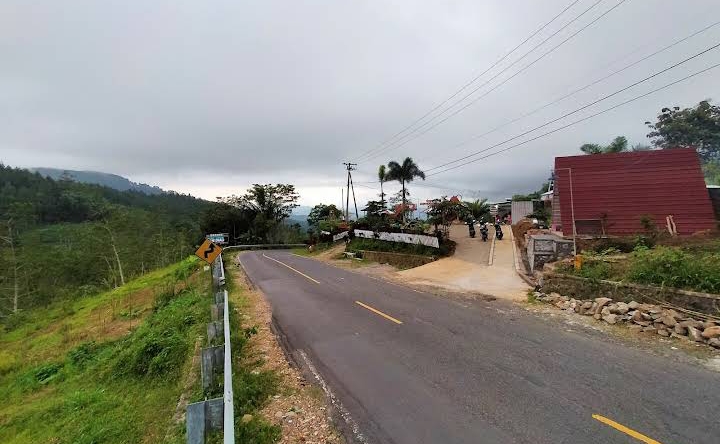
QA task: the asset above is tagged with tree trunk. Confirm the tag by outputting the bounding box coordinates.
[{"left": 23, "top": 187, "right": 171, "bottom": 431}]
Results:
[
  {"left": 380, "top": 180, "right": 385, "bottom": 208},
  {"left": 401, "top": 179, "right": 406, "bottom": 223},
  {"left": 103, "top": 223, "right": 125, "bottom": 286}
]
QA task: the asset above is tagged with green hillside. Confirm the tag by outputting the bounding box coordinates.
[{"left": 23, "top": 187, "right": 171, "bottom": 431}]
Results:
[{"left": 0, "top": 164, "right": 216, "bottom": 316}]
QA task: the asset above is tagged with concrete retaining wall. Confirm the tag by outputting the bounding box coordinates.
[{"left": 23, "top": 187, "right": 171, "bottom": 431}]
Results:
[{"left": 542, "top": 273, "right": 720, "bottom": 315}]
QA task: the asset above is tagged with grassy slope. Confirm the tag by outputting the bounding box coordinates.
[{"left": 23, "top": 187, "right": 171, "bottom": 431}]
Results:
[{"left": 0, "top": 257, "right": 206, "bottom": 444}]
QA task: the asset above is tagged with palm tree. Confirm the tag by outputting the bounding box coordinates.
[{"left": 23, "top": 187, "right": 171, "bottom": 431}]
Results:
[
  {"left": 385, "top": 157, "right": 425, "bottom": 222},
  {"left": 378, "top": 164, "right": 387, "bottom": 208},
  {"left": 464, "top": 199, "right": 490, "bottom": 222},
  {"left": 580, "top": 136, "right": 628, "bottom": 155}
]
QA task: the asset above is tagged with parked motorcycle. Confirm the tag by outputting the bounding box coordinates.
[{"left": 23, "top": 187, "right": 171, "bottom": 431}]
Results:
[
  {"left": 494, "top": 223, "right": 503, "bottom": 240},
  {"left": 480, "top": 224, "right": 488, "bottom": 242}
]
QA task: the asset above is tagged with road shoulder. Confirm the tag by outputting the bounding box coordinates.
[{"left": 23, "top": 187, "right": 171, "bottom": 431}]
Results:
[{"left": 228, "top": 253, "right": 345, "bottom": 444}]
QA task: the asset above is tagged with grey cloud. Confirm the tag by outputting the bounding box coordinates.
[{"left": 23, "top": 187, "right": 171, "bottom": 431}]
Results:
[{"left": 1, "top": 0, "right": 719, "bottom": 205}]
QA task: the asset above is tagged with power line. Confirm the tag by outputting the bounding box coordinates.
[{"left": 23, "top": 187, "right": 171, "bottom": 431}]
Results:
[
  {"left": 359, "top": 0, "right": 630, "bottom": 163},
  {"left": 350, "top": 0, "right": 584, "bottom": 163},
  {"left": 424, "top": 21, "right": 720, "bottom": 172},
  {"left": 426, "top": 61, "right": 720, "bottom": 178}
]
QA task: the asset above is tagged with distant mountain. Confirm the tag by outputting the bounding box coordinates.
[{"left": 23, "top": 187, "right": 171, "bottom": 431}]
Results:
[
  {"left": 30, "top": 168, "right": 164, "bottom": 195},
  {"left": 292, "top": 205, "right": 313, "bottom": 216}
]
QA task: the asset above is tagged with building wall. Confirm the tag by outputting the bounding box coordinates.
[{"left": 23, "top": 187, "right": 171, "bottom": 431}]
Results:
[
  {"left": 554, "top": 149, "right": 716, "bottom": 236},
  {"left": 709, "top": 187, "right": 720, "bottom": 221},
  {"left": 510, "top": 200, "right": 534, "bottom": 223}
]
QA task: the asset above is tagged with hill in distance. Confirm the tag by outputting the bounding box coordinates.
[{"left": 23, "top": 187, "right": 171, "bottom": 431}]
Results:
[{"left": 31, "top": 167, "right": 164, "bottom": 195}]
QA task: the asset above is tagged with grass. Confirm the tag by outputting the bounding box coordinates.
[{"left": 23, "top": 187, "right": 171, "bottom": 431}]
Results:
[
  {"left": 557, "top": 244, "right": 720, "bottom": 294},
  {"left": 224, "top": 254, "right": 281, "bottom": 442},
  {"left": 0, "top": 257, "right": 207, "bottom": 444},
  {"left": 0, "top": 253, "right": 284, "bottom": 444}
]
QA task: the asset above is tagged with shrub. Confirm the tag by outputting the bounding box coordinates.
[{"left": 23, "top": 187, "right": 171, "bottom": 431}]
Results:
[
  {"left": 67, "top": 341, "right": 102, "bottom": 369},
  {"left": 628, "top": 246, "right": 720, "bottom": 293},
  {"left": 114, "top": 288, "right": 202, "bottom": 378}
]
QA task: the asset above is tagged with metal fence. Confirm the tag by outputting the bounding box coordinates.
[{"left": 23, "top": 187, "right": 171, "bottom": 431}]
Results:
[{"left": 187, "top": 254, "right": 234, "bottom": 443}]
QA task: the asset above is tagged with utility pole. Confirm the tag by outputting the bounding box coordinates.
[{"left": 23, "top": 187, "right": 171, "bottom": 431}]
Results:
[{"left": 343, "top": 163, "right": 358, "bottom": 221}]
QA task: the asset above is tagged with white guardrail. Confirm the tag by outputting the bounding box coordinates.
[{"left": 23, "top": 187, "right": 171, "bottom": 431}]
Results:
[{"left": 216, "top": 255, "right": 234, "bottom": 443}]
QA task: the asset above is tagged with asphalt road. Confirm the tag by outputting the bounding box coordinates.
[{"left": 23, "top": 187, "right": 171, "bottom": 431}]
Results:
[{"left": 238, "top": 251, "right": 720, "bottom": 444}]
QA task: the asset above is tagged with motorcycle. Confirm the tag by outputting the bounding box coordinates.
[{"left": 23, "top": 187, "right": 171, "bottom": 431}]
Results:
[
  {"left": 468, "top": 220, "right": 476, "bottom": 238},
  {"left": 480, "top": 225, "right": 488, "bottom": 242},
  {"left": 494, "top": 223, "right": 503, "bottom": 240}
]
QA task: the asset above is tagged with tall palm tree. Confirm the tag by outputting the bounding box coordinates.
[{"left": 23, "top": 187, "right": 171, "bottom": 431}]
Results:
[
  {"left": 464, "top": 199, "right": 490, "bottom": 221},
  {"left": 385, "top": 157, "right": 425, "bottom": 222},
  {"left": 378, "top": 165, "right": 387, "bottom": 208}
]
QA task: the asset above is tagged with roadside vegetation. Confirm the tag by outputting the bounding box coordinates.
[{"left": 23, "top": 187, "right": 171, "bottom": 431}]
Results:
[
  {"left": 346, "top": 237, "right": 454, "bottom": 257},
  {"left": 558, "top": 241, "right": 720, "bottom": 294},
  {"left": 0, "top": 258, "right": 204, "bottom": 443},
  {"left": 0, "top": 255, "right": 284, "bottom": 443}
]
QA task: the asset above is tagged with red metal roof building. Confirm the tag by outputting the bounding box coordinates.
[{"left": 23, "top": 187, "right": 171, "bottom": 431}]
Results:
[{"left": 554, "top": 149, "right": 716, "bottom": 236}]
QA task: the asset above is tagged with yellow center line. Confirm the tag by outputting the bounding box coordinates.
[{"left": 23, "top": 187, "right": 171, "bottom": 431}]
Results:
[
  {"left": 355, "top": 301, "right": 403, "bottom": 325},
  {"left": 262, "top": 253, "right": 321, "bottom": 284},
  {"left": 592, "top": 414, "right": 664, "bottom": 444}
]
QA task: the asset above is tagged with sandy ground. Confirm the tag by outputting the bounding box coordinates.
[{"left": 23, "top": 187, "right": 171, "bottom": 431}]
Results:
[
  {"left": 229, "top": 256, "right": 344, "bottom": 444},
  {"left": 399, "top": 224, "right": 530, "bottom": 301}
]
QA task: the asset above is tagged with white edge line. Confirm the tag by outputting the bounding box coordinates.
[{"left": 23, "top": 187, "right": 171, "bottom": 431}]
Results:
[{"left": 298, "top": 350, "right": 367, "bottom": 443}]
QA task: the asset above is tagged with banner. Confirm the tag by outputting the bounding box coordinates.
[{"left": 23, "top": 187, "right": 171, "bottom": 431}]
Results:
[
  {"left": 353, "top": 229, "right": 439, "bottom": 248},
  {"left": 333, "top": 231, "right": 349, "bottom": 242}
]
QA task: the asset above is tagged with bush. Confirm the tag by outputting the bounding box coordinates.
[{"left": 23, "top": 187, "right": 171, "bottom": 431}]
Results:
[
  {"left": 114, "top": 288, "right": 202, "bottom": 378},
  {"left": 628, "top": 246, "right": 720, "bottom": 293},
  {"left": 346, "top": 238, "right": 442, "bottom": 257},
  {"left": 67, "top": 341, "right": 101, "bottom": 369}
]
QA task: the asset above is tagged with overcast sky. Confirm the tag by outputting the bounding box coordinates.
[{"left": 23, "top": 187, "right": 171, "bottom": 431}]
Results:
[{"left": 2, "top": 0, "right": 720, "bottom": 208}]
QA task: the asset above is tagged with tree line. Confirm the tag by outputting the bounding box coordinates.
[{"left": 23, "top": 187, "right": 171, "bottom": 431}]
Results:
[{"left": 0, "top": 165, "right": 216, "bottom": 317}]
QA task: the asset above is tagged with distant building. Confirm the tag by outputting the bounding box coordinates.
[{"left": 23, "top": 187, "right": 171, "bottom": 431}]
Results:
[{"left": 553, "top": 149, "right": 716, "bottom": 236}]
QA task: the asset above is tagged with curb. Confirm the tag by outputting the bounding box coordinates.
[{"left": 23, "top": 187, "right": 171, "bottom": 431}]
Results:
[{"left": 508, "top": 225, "right": 536, "bottom": 288}]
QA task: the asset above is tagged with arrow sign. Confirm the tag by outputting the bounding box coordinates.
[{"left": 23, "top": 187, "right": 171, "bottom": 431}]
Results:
[
  {"left": 195, "top": 238, "right": 222, "bottom": 264},
  {"left": 203, "top": 243, "right": 215, "bottom": 259}
]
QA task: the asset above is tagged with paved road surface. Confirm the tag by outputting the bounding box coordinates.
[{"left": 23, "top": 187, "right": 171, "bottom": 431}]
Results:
[{"left": 238, "top": 250, "right": 719, "bottom": 444}]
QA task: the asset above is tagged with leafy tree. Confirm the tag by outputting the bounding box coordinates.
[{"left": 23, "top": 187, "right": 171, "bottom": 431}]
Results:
[
  {"left": 385, "top": 157, "right": 425, "bottom": 222},
  {"left": 200, "top": 203, "right": 250, "bottom": 241},
  {"left": 645, "top": 100, "right": 720, "bottom": 162},
  {"left": 426, "top": 197, "right": 462, "bottom": 239},
  {"left": 378, "top": 165, "right": 387, "bottom": 208},
  {"left": 579, "top": 136, "right": 628, "bottom": 155},
  {"left": 307, "top": 204, "right": 341, "bottom": 228},
  {"left": 222, "top": 184, "right": 299, "bottom": 242},
  {"left": 704, "top": 160, "right": 720, "bottom": 185},
  {"left": 363, "top": 200, "right": 386, "bottom": 217}
]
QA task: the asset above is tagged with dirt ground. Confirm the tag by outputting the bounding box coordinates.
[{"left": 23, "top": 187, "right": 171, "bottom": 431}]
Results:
[
  {"left": 399, "top": 224, "right": 529, "bottom": 301},
  {"left": 229, "top": 255, "right": 344, "bottom": 444}
]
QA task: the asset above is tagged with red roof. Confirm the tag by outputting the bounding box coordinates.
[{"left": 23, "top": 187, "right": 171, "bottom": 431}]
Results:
[{"left": 554, "top": 149, "right": 715, "bottom": 236}]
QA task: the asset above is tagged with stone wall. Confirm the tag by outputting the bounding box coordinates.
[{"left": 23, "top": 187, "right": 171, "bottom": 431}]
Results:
[
  {"left": 526, "top": 234, "right": 574, "bottom": 271},
  {"left": 542, "top": 273, "right": 720, "bottom": 316},
  {"left": 533, "top": 291, "right": 720, "bottom": 348},
  {"left": 359, "top": 250, "right": 435, "bottom": 269}
]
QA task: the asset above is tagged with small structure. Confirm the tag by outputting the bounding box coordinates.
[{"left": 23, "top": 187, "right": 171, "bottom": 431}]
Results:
[
  {"left": 553, "top": 149, "right": 716, "bottom": 236},
  {"left": 527, "top": 233, "right": 574, "bottom": 271}
]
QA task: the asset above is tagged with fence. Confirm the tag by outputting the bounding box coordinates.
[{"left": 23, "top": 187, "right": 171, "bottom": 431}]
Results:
[
  {"left": 353, "top": 229, "right": 440, "bottom": 248},
  {"left": 186, "top": 254, "right": 234, "bottom": 443}
]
